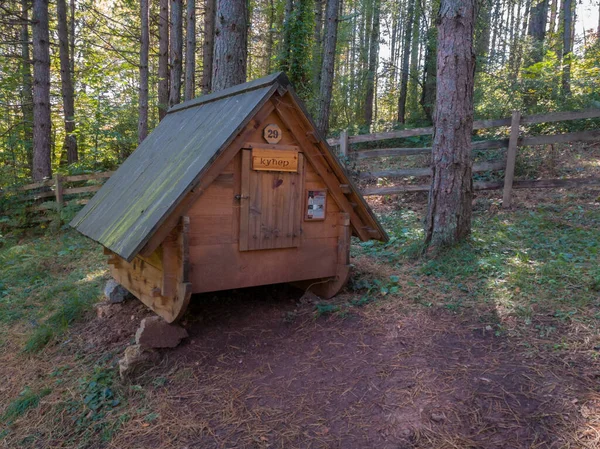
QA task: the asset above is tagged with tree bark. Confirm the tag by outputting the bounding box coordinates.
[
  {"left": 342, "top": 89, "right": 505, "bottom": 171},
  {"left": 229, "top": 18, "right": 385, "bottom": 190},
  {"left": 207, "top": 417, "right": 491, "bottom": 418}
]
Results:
[
  {"left": 212, "top": 0, "right": 247, "bottom": 91},
  {"left": 316, "top": 0, "right": 340, "bottom": 135},
  {"left": 158, "top": 0, "right": 169, "bottom": 119},
  {"left": 548, "top": 0, "right": 557, "bottom": 33},
  {"left": 169, "top": 0, "right": 183, "bottom": 106},
  {"left": 424, "top": 0, "right": 476, "bottom": 250},
  {"left": 526, "top": 0, "right": 548, "bottom": 63},
  {"left": 364, "top": 0, "right": 380, "bottom": 128},
  {"left": 138, "top": 0, "right": 149, "bottom": 143},
  {"left": 561, "top": 0, "right": 572, "bottom": 95},
  {"left": 407, "top": 0, "right": 421, "bottom": 116},
  {"left": 57, "top": 0, "right": 78, "bottom": 163},
  {"left": 184, "top": 0, "right": 196, "bottom": 100},
  {"left": 70, "top": 0, "right": 75, "bottom": 74},
  {"left": 397, "top": 0, "right": 415, "bottom": 123},
  {"left": 475, "top": 0, "right": 492, "bottom": 68},
  {"left": 32, "top": 0, "right": 52, "bottom": 181},
  {"left": 265, "top": 0, "right": 275, "bottom": 73},
  {"left": 201, "top": 0, "right": 216, "bottom": 94},
  {"left": 312, "top": 0, "right": 324, "bottom": 92},
  {"left": 21, "top": 0, "right": 34, "bottom": 172}
]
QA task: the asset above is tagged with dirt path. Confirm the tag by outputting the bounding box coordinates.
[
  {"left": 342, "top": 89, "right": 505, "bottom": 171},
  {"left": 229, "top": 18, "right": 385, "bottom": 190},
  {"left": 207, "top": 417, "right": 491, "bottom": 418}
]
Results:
[{"left": 96, "top": 284, "right": 597, "bottom": 449}]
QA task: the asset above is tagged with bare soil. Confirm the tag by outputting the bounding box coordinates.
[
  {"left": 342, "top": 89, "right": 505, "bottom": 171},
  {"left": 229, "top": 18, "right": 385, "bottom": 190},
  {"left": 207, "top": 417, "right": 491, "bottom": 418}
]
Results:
[{"left": 72, "top": 256, "right": 599, "bottom": 448}]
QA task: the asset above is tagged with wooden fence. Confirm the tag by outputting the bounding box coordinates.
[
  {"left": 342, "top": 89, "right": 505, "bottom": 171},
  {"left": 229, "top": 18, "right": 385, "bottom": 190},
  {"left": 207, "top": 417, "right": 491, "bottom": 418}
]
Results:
[
  {"left": 4, "top": 171, "right": 114, "bottom": 216},
  {"left": 2, "top": 108, "right": 599, "bottom": 218},
  {"left": 328, "top": 108, "right": 600, "bottom": 208}
]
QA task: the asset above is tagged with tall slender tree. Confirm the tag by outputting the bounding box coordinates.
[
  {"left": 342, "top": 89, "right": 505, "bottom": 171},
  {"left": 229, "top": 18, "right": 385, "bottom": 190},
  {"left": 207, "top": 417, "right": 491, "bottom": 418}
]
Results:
[
  {"left": 32, "top": 0, "right": 51, "bottom": 181},
  {"left": 138, "top": 0, "right": 149, "bottom": 143},
  {"left": 212, "top": 0, "right": 247, "bottom": 91},
  {"left": 20, "top": 0, "right": 34, "bottom": 172},
  {"left": 201, "top": 0, "right": 216, "bottom": 93},
  {"left": 312, "top": 0, "right": 324, "bottom": 90},
  {"left": 316, "top": 0, "right": 339, "bottom": 134},
  {"left": 158, "top": 0, "right": 169, "bottom": 119},
  {"left": 561, "top": 0, "right": 572, "bottom": 95},
  {"left": 398, "top": 0, "right": 415, "bottom": 123},
  {"left": 364, "top": 0, "right": 380, "bottom": 128},
  {"left": 169, "top": 0, "right": 183, "bottom": 106},
  {"left": 184, "top": 0, "right": 195, "bottom": 101},
  {"left": 57, "top": 0, "right": 78, "bottom": 162},
  {"left": 424, "top": 0, "right": 476, "bottom": 250}
]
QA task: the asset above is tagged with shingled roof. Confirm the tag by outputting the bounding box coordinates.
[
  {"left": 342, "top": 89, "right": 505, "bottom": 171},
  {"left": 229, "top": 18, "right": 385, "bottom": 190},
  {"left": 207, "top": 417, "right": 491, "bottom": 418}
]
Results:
[{"left": 71, "top": 72, "right": 387, "bottom": 261}]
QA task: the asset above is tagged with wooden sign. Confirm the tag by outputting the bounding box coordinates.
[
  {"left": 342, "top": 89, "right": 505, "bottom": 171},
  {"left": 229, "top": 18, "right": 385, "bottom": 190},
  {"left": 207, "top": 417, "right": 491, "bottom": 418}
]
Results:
[
  {"left": 305, "top": 189, "right": 327, "bottom": 221},
  {"left": 263, "top": 124, "right": 282, "bottom": 144},
  {"left": 252, "top": 148, "right": 298, "bottom": 172}
]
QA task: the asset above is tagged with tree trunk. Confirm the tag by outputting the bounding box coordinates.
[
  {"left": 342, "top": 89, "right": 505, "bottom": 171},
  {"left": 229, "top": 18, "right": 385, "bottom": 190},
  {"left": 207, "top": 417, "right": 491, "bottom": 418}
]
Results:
[
  {"left": 70, "top": 0, "right": 75, "bottom": 74},
  {"left": 424, "top": 0, "right": 476, "bottom": 250},
  {"left": 548, "top": 0, "right": 557, "bottom": 33},
  {"left": 421, "top": 0, "right": 439, "bottom": 122},
  {"left": 138, "top": 0, "right": 149, "bottom": 143},
  {"left": 526, "top": 0, "right": 548, "bottom": 63},
  {"left": 158, "top": 0, "right": 169, "bottom": 119},
  {"left": 21, "top": 0, "right": 34, "bottom": 173},
  {"left": 169, "top": 0, "right": 183, "bottom": 106},
  {"left": 316, "top": 0, "right": 340, "bottom": 135},
  {"left": 407, "top": 0, "right": 421, "bottom": 117},
  {"left": 212, "top": 0, "right": 247, "bottom": 91},
  {"left": 32, "top": 0, "right": 52, "bottom": 181},
  {"left": 561, "top": 0, "right": 572, "bottom": 95},
  {"left": 281, "top": 0, "right": 294, "bottom": 70},
  {"left": 475, "top": 0, "right": 492, "bottom": 68},
  {"left": 184, "top": 0, "right": 196, "bottom": 100},
  {"left": 201, "top": 0, "right": 216, "bottom": 94},
  {"left": 397, "top": 0, "right": 415, "bottom": 123},
  {"left": 364, "top": 0, "right": 380, "bottom": 128},
  {"left": 312, "top": 0, "right": 324, "bottom": 92},
  {"left": 265, "top": 0, "right": 275, "bottom": 73},
  {"left": 57, "top": 0, "right": 78, "bottom": 163}
]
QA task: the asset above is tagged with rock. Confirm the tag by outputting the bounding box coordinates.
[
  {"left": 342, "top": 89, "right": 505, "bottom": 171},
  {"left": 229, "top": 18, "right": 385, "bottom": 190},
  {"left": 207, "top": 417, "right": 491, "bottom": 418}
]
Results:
[
  {"left": 95, "top": 302, "right": 116, "bottom": 319},
  {"left": 104, "top": 279, "right": 133, "bottom": 304},
  {"left": 135, "top": 316, "right": 188, "bottom": 349},
  {"left": 118, "top": 344, "right": 159, "bottom": 380},
  {"left": 299, "top": 290, "right": 321, "bottom": 305},
  {"left": 430, "top": 411, "right": 446, "bottom": 423}
]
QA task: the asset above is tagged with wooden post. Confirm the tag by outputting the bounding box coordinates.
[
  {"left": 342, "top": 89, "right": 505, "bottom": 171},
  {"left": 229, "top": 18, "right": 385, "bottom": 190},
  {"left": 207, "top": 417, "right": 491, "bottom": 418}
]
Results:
[
  {"left": 502, "top": 110, "right": 521, "bottom": 209},
  {"left": 54, "top": 174, "right": 64, "bottom": 213},
  {"left": 339, "top": 129, "right": 349, "bottom": 159}
]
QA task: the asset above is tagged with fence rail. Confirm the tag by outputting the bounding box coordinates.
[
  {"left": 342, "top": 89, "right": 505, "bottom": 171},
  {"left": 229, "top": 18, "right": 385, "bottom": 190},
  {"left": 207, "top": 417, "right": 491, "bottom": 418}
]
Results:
[
  {"left": 3, "top": 171, "right": 114, "bottom": 214},
  {"left": 330, "top": 108, "right": 600, "bottom": 208},
  {"left": 2, "top": 108, "right": 599, "bottom": 220}
]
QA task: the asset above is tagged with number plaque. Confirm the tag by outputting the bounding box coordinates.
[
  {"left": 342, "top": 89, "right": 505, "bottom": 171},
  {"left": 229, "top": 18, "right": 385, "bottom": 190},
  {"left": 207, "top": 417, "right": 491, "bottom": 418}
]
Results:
[{"left": 263, "top": 124, "right": 282, "bottom": 144}]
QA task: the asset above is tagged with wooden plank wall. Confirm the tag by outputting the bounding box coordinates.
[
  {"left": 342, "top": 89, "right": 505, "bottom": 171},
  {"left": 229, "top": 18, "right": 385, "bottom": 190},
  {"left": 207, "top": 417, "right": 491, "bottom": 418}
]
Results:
[{"left": 186, "top": 111, "right": 341, "bottom": 293}]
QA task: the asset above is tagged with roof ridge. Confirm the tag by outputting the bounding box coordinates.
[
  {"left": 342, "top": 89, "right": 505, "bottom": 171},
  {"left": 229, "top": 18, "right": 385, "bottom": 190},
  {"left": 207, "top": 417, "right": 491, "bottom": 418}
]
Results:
[{"left": 168, "top": 72, "right": 289, "bottom": 114}]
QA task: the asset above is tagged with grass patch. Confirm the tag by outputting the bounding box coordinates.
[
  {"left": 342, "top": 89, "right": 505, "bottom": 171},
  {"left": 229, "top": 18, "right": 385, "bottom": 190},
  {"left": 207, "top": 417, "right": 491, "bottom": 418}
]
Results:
[
  {"left": 354, "top": 200, "right": 600, "bottom": 329},
  {"left": 0, "top": 229, "right": 107, "bottom": 351},
  {"left": 1, "top": 387, "right": 52, "bottom": 423}
]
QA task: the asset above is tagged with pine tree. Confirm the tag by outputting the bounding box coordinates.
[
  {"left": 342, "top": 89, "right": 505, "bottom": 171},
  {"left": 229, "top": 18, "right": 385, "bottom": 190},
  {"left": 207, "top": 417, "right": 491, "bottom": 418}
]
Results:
[{"left": 424, "top": 0, "right": 476, "bottom": 250}]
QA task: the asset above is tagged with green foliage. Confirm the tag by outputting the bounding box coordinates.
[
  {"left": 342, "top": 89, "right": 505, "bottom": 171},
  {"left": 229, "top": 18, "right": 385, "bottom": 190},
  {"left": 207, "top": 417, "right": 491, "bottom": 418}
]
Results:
[
  {"left": 0, "top": 230, "right": 106, "bottom": 350},
  {"left": 354, "top": 200, "right": 600, "bottom": 323},
  {"left": 1, "top": 387, "right": 52, "bottom": 423},
  {"left": 279, "top": 0, "right": 315, "bottom": 101}
]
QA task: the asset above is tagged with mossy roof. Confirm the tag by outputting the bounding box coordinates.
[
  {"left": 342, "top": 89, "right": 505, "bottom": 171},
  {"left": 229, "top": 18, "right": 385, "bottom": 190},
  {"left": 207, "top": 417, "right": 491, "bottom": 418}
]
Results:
[{"left": 71, "top": 72, "right": 387, "bottom": 262}]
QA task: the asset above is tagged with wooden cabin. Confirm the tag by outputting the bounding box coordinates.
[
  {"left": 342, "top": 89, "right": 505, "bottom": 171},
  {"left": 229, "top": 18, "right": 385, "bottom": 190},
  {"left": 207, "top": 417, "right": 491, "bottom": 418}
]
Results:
[{"left": 71, "top": 73, "right": 388, "bottom": 323}]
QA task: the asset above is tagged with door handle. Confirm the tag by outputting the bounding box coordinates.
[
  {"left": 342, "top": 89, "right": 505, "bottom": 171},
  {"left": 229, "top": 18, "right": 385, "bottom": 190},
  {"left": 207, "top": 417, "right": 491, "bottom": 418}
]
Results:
[{"left": 234, "top": 194, "right": 249, "bottom": 200}]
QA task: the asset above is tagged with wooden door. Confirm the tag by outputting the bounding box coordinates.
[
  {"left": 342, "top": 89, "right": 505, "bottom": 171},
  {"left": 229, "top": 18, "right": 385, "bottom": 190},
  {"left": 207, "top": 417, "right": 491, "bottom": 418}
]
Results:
[{"left": 239, "top": 149, "right": 304, "bottom": 251}]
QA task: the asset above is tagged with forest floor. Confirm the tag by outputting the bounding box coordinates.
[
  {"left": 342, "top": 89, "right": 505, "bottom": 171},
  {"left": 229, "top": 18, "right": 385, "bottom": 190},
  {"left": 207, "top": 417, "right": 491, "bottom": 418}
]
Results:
[{"left": 1, "top": 143, "right": 600, "bottom": 448}]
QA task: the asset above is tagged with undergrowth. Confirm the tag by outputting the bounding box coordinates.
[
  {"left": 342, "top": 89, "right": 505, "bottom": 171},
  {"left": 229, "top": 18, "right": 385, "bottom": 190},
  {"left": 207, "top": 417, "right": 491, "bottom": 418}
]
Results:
[
  {"left": 352, "top": 196, "right": 600, "bottom": 332},
  {"left": 0, "top": 229, "right": 107, "bottom": 351}
]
